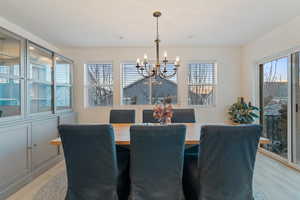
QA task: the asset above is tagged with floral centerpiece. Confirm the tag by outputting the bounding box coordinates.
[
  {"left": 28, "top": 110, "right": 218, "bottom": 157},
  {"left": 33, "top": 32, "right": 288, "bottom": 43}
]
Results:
[
  {"left": 228, "top": 97, "right": 259, "bottom": 124},
  {"left": 153, "top": 97, "right": 174, "bottom": 124}
]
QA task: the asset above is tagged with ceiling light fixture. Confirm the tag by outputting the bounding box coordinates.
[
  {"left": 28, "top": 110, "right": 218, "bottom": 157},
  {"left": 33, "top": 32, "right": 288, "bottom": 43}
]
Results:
[{"left": 136, "top": 11, "right": 180, "bottom": 79}]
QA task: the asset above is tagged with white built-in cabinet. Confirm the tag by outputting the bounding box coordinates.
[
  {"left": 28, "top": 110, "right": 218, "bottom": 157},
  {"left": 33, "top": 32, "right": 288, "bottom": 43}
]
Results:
[{"left": 0, "top": 27, "right": 76, "bottom": 199}]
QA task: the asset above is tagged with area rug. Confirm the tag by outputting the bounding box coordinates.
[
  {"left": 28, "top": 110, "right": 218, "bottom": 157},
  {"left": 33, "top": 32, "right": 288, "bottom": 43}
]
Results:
[{"left": 33, "top": 170, "right": 267, "bottom": 200}]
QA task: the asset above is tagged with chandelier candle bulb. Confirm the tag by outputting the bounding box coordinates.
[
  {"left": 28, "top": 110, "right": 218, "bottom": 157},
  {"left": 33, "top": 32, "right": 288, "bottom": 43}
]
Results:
[
  {"left": 144, "top": 54, "right": 148, "bottom": 61},
  {"left": 164, "top": 51, "right": 167, "bottom": 59},
  {"left": 136, "top": 58, "right": 140, "bottom": 65}
]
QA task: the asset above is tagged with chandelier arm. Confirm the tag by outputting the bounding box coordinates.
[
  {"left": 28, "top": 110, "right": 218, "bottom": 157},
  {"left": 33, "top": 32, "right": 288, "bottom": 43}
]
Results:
[
  {"left": 137, "top": 68, "right": 152, "bottom": 79},
  {"left": 137, "top": 63, "right": 154, "bottom": 79},
  {"left": 143, "top": 63, "right": 153, "bottom": 76},
  {"left": 161, "top": 73, "right": 176, "bottom": 79},
  {"left": 159, "top": 69, "right": 177, "bottom": 79}
]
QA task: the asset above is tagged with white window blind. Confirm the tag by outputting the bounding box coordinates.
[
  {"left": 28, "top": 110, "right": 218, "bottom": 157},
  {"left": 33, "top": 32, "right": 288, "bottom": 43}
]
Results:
[
  {"left": 188, "top": 63, "right": 216, "bottom": 106},
  {"left": 86, "top": 63, "right": 113, "bottom": 106}
]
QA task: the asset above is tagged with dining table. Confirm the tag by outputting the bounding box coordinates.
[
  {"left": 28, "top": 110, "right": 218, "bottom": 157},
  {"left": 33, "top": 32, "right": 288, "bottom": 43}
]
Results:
[{"left": 50, "top": 123, "right": 271, "bottom": 146}]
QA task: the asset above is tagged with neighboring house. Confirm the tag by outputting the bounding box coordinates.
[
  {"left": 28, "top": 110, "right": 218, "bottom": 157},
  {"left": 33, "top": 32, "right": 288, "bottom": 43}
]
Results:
[
  {"left": 123, "top": 77, "right": 214, "bottom": 105},
  {"left": 263, "top": 82, "right": 288, "bottom": 116},
  {"left": 263, "top": 82, "right": 288, "bottom": 101},
  {"left": 123, "top": 77, "right": 178, "bottom": 105}
]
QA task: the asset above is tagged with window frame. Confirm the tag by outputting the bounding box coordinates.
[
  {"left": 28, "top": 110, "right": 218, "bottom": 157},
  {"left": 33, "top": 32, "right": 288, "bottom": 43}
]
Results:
[
  {"left": 187, "top": 61, "right": 217, "bottom": 107},
  {"left": 0, "top": 27, "right": 26, "bottom": 122},
  {"left": 120, "top": 61, "right": 179, "bottom": 106},
  {"left": 85, "top": 62, "right": 114, "bottom": 107}
]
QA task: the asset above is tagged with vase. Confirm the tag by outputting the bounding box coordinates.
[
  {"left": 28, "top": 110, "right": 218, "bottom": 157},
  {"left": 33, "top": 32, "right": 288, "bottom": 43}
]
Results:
[{"left": 159, "top": 117, "right": 171, "bottom": 125}]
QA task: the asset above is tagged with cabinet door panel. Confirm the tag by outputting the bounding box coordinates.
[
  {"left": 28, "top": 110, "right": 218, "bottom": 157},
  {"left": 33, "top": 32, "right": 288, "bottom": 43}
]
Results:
[
  {"left": 0, "top": 125, "right": 29, "bottom": 190},
  {"left": 31, "top": 118, "right": 58, "bottom": 169}
]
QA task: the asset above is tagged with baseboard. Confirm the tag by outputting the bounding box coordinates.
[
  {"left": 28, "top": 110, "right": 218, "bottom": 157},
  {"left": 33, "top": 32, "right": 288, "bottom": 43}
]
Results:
[{"left": 0, "top": 155, "right": 64, "bottom": 200}]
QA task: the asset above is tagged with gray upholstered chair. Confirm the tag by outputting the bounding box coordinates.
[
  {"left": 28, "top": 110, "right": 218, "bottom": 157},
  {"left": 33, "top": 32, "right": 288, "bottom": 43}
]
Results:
[
  {"left": 129, "top": 125, "right": 186, "bottom": 200},
  {"left": 109, "top": 109, "right": 135, "bottom": 123},
  {"left": 183, "top": 125, "right": 262, "bottom": 200},
  {"left": 142, "top": 109, "right": 158, "bottom": 123},
  {"left": 59, "top": 124, "right": 129, "bottom": 200},
  {"left": 172, "top": 109, "right": 196, "bottom": 123}
]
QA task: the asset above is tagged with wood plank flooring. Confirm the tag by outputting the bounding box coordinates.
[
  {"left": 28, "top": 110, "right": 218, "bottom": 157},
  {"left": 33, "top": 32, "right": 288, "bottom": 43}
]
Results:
[{"left": 7, "top": 153, "right": 300, "bottom": 200}]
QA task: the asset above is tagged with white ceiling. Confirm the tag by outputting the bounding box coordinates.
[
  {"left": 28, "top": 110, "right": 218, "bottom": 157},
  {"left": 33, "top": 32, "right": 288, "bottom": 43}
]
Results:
[{"left": 0, "top": 0, "right": 300, "bottom": 47}]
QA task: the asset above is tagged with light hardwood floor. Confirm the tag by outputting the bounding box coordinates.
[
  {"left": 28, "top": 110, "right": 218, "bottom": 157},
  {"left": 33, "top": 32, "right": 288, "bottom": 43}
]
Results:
[{"left": 7, "top": 153, "right": 300, "bottom": 200}]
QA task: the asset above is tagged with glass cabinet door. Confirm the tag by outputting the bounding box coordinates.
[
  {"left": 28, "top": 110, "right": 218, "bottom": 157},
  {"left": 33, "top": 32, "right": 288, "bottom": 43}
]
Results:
[
  {"left": 0, "top": 30, "right": 23, "bottom": 118},
  {"left": 55, "top": 56, "right": 72, "bottom": 110},
  {"left": 28, "top": 43, "right": 53, "bottom": 114}
]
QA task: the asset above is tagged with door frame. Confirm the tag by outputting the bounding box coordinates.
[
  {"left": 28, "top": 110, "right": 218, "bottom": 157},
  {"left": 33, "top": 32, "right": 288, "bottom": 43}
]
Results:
[{"left": 258, "top": 54, "right": 293, "bottom": 162}]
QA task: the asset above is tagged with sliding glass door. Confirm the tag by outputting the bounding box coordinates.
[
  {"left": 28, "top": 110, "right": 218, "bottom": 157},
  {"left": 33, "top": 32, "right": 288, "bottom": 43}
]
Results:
[{"left": 259, "top": 57, "right": 290, "bottom": 159}]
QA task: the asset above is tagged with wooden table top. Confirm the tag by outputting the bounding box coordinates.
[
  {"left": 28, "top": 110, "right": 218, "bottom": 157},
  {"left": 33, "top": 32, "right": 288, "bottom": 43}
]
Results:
[{"left": 50, "top": 123, "right": 271, "bottom": 146}]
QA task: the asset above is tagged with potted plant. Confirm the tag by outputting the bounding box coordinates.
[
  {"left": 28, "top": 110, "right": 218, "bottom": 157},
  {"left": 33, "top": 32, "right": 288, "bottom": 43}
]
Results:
[{"left": 228, "top": 97, "right": 259, "bottom": 124}]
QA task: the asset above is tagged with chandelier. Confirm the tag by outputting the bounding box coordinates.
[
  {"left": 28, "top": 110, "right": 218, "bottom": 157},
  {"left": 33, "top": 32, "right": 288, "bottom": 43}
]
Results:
[{"left": 136, "top": 11, "right": 180, "bottom": 79}]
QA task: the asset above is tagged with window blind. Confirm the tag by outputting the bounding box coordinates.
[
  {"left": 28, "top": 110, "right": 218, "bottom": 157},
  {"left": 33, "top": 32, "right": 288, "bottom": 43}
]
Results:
[{"left": 188, "top": 63, "right": 216, "bottom": 106}]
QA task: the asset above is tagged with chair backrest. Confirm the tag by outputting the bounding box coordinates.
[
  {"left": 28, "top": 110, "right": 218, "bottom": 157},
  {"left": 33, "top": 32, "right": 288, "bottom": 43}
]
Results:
[
  {"left": 172, "top": 109, "right": 195, "bottom": 123},
  {"left": 130, "top": 125, "right": 186, "bottom": 200},
  {"left": 142, "top": 110, "right": 158, "bottom": 123},
  {"left": 143, "top": 109, "right": 196, "bottom": 123},
  {"left": 109, "top": 109, "right": 135, "bottom": 123},
  {"left": 58, "top": 124, "right": 119, "bottom": 200},
  {"left": 198, "top": 125, "right": 262, "bottom": 200}
]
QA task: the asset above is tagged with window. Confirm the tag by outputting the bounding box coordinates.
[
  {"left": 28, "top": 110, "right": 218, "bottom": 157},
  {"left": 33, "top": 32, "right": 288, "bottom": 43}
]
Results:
[
  {"left": 56, "top": 56, "right": 72, "bottom": 110},
  {"left": 188, "top": 63, "right": 216, "bottom": 106},
  {"left": 86, "top": 63, "right": 113, "bottom": 106},
  {"left": 0, "top": 31, "right": 22, "bottom": 118},
  {"left": 28, "top": 43, "right": 53, "bottom": 113},
  {"left": 122, "top": 63, "right": 177, "bottom": 105}
]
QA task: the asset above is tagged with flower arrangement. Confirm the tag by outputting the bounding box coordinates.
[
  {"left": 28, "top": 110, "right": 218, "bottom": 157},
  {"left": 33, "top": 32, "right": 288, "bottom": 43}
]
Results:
[
  {"left": 228, "top": 97, "right": 259, "bottom": 124},
  {"left": 153, "top": 97, "right": 173, "bottom": 124}
]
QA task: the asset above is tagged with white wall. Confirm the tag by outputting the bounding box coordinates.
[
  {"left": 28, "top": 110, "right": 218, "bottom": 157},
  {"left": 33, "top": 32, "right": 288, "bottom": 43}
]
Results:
[
  {"left": 62, "top": 46, "right": 242, "bottom": 124},
  {"left": 242, "top": 16, "right": 300, "bottom": 104},
  {"left": 0, "top": 16, "right": 59, "bottom": 52}
]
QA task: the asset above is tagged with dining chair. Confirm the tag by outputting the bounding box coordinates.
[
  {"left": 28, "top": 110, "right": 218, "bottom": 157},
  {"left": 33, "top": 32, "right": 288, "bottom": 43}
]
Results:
[
  {"left": 58, "top": 124, "right": 130, "bottom": 200},
  {"left": 129, "top": 125, "right": 186, "bottom": 200},
  {"left": 172, "top": 109, "right": 196, "bottom": 123},
  {"left": 142, "top": 109, "right": 158, "bottom": 123},
  {"left": 182, "top": 125, "right": 262, "bottom": 200},
  {"left": 109, "top": 109, "right": 135, "bottom": 123}
]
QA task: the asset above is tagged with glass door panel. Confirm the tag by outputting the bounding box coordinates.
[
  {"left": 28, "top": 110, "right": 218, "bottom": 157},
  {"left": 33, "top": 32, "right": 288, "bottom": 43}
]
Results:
[
  {"left": 55, "top": 56, "right": 72, "bottom": 110},
  {"left": 0, "top": 30, "right": 22, "bottom": 118},
  {"left": 28, "top": 43, "right": 53, "bottom": 113},
  {"left": 260, "top": 57, "right": 289, "bottom": 159}
]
